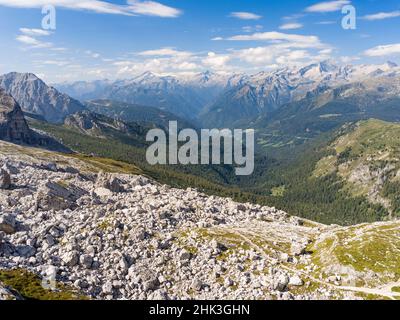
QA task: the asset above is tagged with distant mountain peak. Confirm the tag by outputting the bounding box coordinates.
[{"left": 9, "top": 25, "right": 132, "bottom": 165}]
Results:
[{"left": 0, "top": 72, "right": 85, "bottom": 123}]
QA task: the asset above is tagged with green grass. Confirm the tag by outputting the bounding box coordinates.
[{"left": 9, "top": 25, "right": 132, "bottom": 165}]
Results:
[
  {"left": 0, "top": 269, "right": 88, "bottom": 300},
  {"left": 310, "top": 221, "right": 400, "bottom": 287},
  {"left": 271, "top": 185, "right": 286, "bottom": 197}
]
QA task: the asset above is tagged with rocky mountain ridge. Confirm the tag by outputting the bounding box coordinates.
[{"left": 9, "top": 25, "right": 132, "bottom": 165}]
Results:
[
  {"left": 0, "top": 72, "right": 85, "bottom": 124},
  {"left": 52, "top": 61, "right": 400, "bottom": 128}
]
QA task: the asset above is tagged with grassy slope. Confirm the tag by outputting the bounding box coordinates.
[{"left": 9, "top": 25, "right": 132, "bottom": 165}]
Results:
[{"left": 314, "top": 119, "right": 400, "bottom": 217}]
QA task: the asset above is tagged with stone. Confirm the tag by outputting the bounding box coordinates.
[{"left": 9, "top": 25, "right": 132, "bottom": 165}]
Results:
[
  {"left": 62, "top": 251, "right": 80, "bottom": 267},
  {"left": 17, "top": 245, "right": 36, "bottom": 258},
  {"left": 273, "top": 274, "right": 289, "bottom": 292},
  {"left": 80, "top": 254, "right": 93, "bottom": 269},
  {"left": 0, "top": 214, "right": 16, "bottom": 234},
  {"left": 191, "top": 278, "right": 203, "bottom": 292},
  {"left": 289, "top": 275, "right": 303, "bottom": 286},
  {"left": 291, "top": 242, "right": 307, "bottom": 256},
  {"left": 150, "top": 290, "right": 169, "bottom": 300},
  {"left": 94, "top": 187, "right": 113, "bottom": 198},
  {"left": 102, "top": 281, "right": 113, "bottom": 295},
  {"left": 43, "top": 235, "right": 55, "bottom": 247},
  {"left": 96, "top": 172, "right": 123, "bottom": 193},
  {"left": 143, "top": 277, "right": 160, "bottom": 292},
  {"left": 0, "top": 169, "right": 11, "bottom": 189},
  {"left": 36, "top": 182, "right": 76, "bottom": 211},
  {"left": 179, "top": 251, "right": 192, "bottom": 262},
  {"left": 224, "top": 278, "right": 234, "bottom": 287}
]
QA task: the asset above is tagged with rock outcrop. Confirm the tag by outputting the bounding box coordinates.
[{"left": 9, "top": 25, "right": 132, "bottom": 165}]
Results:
[{"left": 0, "top": 88, "right": 34, "bottom": 144}]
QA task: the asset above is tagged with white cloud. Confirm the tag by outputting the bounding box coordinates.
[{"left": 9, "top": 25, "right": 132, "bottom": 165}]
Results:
[
  {"left": 20, "top": 28, "right": 51, "bottom": 36},
  {"left": 85, "top": 50, "right": 101, "bottom": 58},
  {"left": 137, "top": 48, "right": 192, "bottom": 57},
  {"left": 211, "top": 37, "right": 223, "bottom": 41},
  {"left": 127, "top": 0, "right": 182, "bottom": 17},
  {"left": 319, "top": 48, "right": 333, "bottom": 55},
  {"left": 202, "top": 52, "right": 231, "bottom": 70},
  {"left": 230, "top": 12, "right": 262, "bottom": 20},
  {"left": 225, "top": 31, "right": 324, "bottom": 49},
  {"left": 364, "top": 44, "right": 400, "bottom": 57},
  {"left": 242, "top": 25, "right": 263, "bottom": 33},
  {"left": 113, "top": 47, "right": 202, "bottom": 76},
  {"left": 0, "top": 0, "right": 182, "bottom": 17},
  {"left": 279, "top": 23, "right": 303, "bottom": 30},
  {"left": 340, "top": 56, "right": 360, "bottom": 63},
  {"left": 16, "top": 35, "right": 52, "bottom": 48},
  {"left": 305, "top": 1, "right": 350, "bottom": 13},
  {"left": 37, "top": 60, "right": 70, "bottom": 66},
  {"left": 362, "top": 11, "right": 400, "bottom": 21},
  {"left": 233, "top": 44, "right": 330, "bottom": 67}
]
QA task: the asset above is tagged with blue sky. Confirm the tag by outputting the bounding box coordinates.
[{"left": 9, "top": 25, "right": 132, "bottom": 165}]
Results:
[{"left": 0, "top": 0, "right": 399, "bottom": 82}]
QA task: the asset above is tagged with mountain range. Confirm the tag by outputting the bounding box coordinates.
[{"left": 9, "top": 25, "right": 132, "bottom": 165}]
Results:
[{"left": 54, "top": 60, "right": 400, "bottom": 130}]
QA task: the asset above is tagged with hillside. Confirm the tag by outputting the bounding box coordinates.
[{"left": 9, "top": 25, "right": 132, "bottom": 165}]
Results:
[
  {"left": 85, "top": 99, "right": 196, "bottom": 131},
  {"left": 1, "top": 140, "right": 399, "bottom": 300},
  {"left": 28, "top": 115, "right": 247, "bottom": 197},
  {"left": 313, "top": 119, "right": 400, "bottom": 218}
]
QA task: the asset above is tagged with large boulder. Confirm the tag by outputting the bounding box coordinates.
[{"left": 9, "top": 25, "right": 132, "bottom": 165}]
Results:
[
  {"left": 36, "top": 181, "right": 87, "bottom": 211},
  {"left": 96, "top": 172, "right": 123, "bottom": 193},
  {"left": 0, "top": 88, "right": 35, "bottom": 144},
  {"left": 0, "top": 214, "right": 16, "bottom": 234},
  {"left": 0, "top": 169, "right": 11, "bottom": 189}
]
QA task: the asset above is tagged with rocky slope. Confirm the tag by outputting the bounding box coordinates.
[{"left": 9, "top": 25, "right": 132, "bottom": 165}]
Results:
[
  {"left": 0, "top": 73, "right": 85, "bottom": 123},
  {"left": 0, "top": 88, "right": 34, "bottom": 144},
  {"left": 0, "top": 140, "right": 399, "bottom": 300}
]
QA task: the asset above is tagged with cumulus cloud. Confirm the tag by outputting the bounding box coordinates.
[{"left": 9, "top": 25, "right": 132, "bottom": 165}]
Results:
[
  {"left": 362, "top": 11, "right": 400, "bottom": 21},
  {"left": 225, "top": 31, "right": 324, "bottom": 49},
  {"left": 305, "top": 1, "right": 350, "bottom": 13},
  {"left": 202, "top": 52, "right": 231, "bottom": 70},
  {"left": 0, "top": 0, "right": 182, "bottom": 17},
  {"left": 364, "top": 44, "right": 400, "bottom": 57},
  {"left": 113, "top": 47, "right": 203, "bottom": 76},
  {"left": 279, "top": 23, "right": 303, "bottom": 30},
  {"left": 230, "top": 12, "right": 262, "bottom": 20},
  {"left": 233, "top": 45, "right": 327, "bottom": 67}
]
